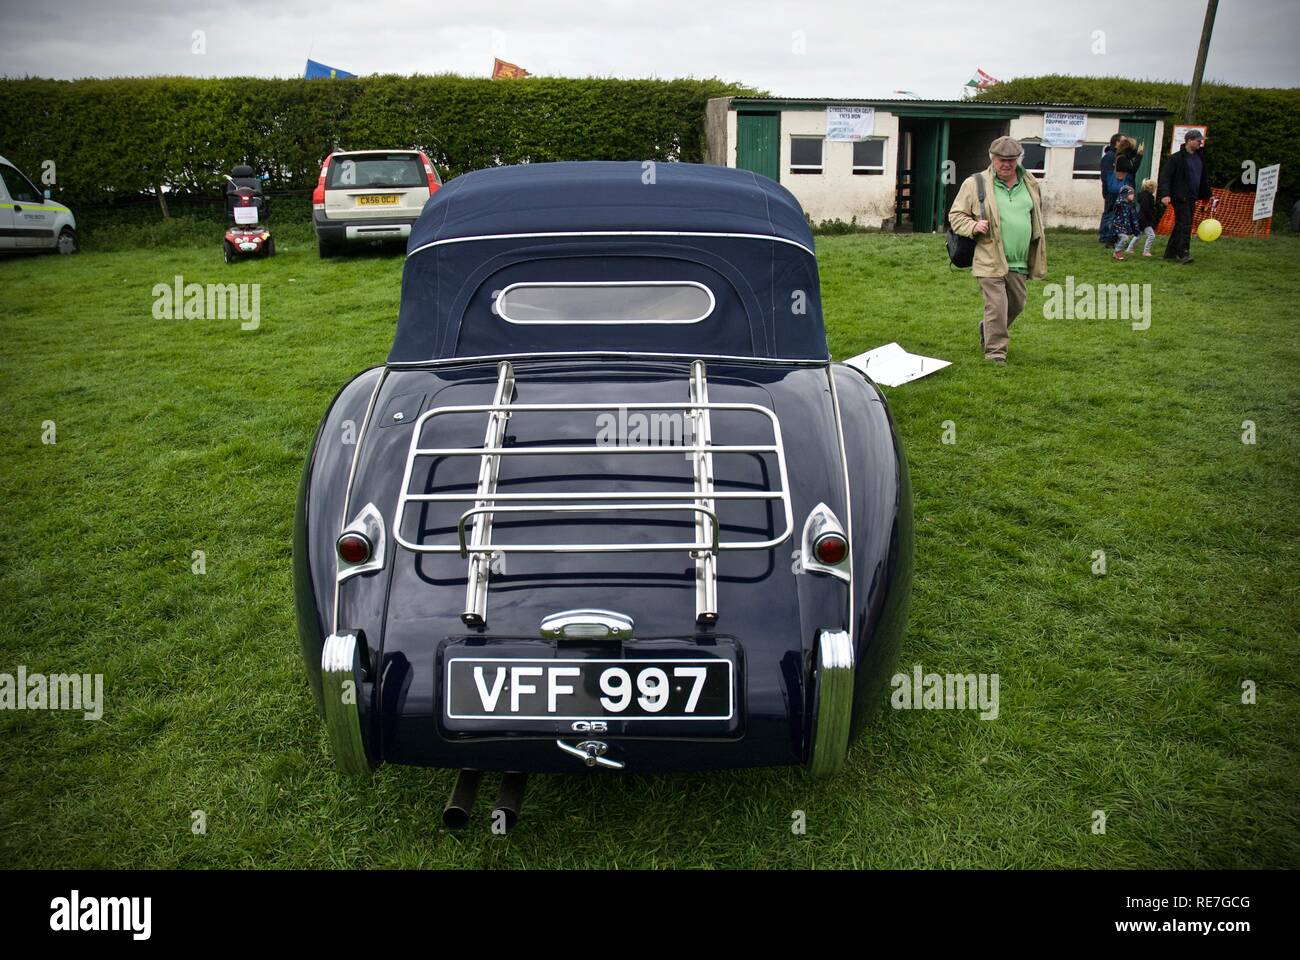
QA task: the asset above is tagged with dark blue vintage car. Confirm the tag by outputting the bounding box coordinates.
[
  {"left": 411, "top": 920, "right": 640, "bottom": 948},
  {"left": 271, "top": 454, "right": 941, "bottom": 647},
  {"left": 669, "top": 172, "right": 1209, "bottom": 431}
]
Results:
[{"left": 295, "top": 161, "right": 912, "bottom": 826}]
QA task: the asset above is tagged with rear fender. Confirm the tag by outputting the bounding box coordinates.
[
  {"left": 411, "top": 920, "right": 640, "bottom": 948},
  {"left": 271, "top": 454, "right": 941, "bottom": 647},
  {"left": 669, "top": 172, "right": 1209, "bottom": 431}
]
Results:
[
  {"left": 294, "top": 365, "right": 385, "bottom": 715},
  {"left": 832, "top": 364, "right": 914, "bottom": 741}
]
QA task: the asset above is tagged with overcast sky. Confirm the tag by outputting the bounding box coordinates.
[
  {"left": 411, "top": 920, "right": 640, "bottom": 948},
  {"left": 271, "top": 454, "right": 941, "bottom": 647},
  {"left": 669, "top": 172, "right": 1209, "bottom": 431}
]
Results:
[{"left": 2, "top": 0, "right": 1296, "bottom": 96}]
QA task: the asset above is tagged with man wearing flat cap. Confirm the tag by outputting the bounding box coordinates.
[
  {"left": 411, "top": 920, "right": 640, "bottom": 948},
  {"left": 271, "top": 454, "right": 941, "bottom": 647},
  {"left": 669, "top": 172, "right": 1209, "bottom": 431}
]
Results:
[
  {"left": 1158, "top": 128, "right": 1211, "bottom": 264},
  {"left": 948, "top": 135, "right": 1047, "bottom": 364}
]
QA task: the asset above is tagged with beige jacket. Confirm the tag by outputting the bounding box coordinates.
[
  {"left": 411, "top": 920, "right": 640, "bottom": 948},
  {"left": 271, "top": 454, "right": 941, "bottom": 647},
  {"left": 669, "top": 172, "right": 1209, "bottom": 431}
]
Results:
[{"left": 948, "top": 164, "right": 1048, "bottom": 280}]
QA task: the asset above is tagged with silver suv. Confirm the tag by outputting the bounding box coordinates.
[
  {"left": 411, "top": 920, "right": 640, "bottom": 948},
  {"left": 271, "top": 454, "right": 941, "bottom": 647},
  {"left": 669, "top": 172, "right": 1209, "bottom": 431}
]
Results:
[{"left": 311, "top": 150, "right": 442, "bottom": 257}]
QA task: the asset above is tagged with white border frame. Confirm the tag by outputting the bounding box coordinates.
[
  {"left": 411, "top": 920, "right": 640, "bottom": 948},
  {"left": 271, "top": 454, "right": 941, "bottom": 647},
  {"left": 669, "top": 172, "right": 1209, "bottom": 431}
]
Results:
[
  {"left": 1020, "top": 139, "right": 1049, "bottom": 178},
  {"left": 789, "top": 134, "right": 825, "bottom": 173},
  {"left": 1072, "top": 143, "right": 1106, "bottom": 179},
  {"left": 851, "top": 137, "right": 888, "bottom": 174}
]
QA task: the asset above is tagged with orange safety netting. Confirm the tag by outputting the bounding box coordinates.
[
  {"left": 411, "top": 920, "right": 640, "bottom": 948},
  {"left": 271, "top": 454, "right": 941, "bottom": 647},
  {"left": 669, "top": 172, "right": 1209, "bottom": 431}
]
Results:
[{"left": 1156, "top": 187, "right": 1272, "bottom": 238}]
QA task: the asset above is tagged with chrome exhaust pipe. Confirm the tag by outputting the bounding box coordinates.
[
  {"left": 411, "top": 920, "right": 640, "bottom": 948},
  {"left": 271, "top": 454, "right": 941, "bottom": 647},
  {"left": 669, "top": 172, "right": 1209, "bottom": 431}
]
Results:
[
  {"left": 491, "top": 772, "right": 528, "bottom": 832},
  {"left": 443, "top": 769, "right": 482, "bottom": 829}
]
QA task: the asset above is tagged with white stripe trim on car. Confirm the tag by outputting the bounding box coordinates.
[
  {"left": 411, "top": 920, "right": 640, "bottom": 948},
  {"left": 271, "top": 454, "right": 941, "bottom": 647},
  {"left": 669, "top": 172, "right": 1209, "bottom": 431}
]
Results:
[{"left": 406, "top": 230, "right": 816, "bottom": 258}]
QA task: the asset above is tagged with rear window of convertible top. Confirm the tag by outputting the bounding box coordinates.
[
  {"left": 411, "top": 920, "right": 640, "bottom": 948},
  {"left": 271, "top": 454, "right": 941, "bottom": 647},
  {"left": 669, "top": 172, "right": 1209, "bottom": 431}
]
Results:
[{"left": 496, "top": 282, "right": 715, "bottom": 325}]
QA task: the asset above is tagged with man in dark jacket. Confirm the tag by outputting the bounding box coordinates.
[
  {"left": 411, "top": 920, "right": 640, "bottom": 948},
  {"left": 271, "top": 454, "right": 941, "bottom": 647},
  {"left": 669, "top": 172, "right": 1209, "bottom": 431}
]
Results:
[
  {"left": 1159, "top": 129, "right": 1212, "bottom": 263},
  {"left": 1098, "top": 134, "right": 1121, "bottom": 245}
]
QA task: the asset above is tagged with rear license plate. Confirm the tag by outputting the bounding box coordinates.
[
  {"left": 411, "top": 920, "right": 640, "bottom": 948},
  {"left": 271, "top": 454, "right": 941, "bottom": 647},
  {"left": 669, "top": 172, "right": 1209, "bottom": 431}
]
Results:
[
  {"left": 357, "top": 194, "right": 399, "bottom": 206},
  {"left": 445, "top": 657, "right": 733, "bottom": 721}
]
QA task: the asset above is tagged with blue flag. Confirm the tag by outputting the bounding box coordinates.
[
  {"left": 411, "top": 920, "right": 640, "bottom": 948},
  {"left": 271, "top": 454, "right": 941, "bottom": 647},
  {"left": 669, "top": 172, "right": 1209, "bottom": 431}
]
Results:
[{"left": 305, "top": 59, "right": 355, "bottom": 80}]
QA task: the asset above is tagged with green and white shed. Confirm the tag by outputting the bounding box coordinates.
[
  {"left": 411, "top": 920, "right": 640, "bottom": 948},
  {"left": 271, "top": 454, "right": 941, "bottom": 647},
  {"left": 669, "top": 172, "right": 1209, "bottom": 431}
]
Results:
[{"left": 704, "top": 96, "right": 1169, "bottom": 231}]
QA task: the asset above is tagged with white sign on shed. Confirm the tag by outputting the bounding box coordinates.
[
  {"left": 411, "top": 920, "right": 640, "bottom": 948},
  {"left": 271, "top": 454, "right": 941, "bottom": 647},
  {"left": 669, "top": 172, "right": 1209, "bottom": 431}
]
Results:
[
  {"left": 826, "top": 106, "right": 875, "bottom": 141},
  {"left": 1042, "top": 112, "right": 1087, "bottom": 147},
  {"left": 1171, "top": 124, "right": 1208, "bottom": 152}
]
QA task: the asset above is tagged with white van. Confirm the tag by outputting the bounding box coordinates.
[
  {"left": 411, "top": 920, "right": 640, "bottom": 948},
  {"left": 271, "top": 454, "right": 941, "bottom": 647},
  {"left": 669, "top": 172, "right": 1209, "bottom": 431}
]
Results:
[{"left": 0, "top": 155, "right": 78, "bottom": 254}]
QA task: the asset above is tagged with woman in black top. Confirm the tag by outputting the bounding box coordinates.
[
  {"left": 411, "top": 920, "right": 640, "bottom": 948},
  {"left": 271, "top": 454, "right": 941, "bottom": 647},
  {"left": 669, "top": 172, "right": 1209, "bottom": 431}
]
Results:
[{"left": 1111, "top": 137, "right": 1144, "bottom": 194}]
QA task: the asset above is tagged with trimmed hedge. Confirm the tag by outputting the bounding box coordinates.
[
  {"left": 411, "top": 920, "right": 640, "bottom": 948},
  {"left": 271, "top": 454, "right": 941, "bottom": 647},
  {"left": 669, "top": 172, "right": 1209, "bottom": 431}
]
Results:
[
  {"left": 976, "top": 75, "right": 1300, "bottom": 222},
  {"left": 0, "top": 75, "right": 755, "bottom": 207}
]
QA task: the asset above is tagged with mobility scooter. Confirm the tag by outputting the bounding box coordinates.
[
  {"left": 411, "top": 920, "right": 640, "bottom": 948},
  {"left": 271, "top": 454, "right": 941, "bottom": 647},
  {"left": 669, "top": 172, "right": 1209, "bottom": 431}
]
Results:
[{"left": 223, "top": 164, "right": 274, "bottom": 263}]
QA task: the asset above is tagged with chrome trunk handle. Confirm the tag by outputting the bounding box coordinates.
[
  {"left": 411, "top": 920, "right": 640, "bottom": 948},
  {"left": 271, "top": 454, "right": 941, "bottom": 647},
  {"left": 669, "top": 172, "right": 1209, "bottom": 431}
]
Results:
[{"left": 540, "top": 610, "right": 634, "bottom": 642}]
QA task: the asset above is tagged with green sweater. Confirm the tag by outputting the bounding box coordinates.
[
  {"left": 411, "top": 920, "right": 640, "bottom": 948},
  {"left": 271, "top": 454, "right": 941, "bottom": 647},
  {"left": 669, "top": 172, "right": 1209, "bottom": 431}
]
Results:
[{"left": 994, "top": 170, "right": 1033, "bottom": 274}]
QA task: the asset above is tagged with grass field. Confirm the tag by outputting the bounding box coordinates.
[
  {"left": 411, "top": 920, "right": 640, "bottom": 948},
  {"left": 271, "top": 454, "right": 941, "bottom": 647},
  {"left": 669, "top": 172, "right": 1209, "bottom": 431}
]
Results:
[{"left": 1, "top": 217, "right": 1297, "bottom": 868}]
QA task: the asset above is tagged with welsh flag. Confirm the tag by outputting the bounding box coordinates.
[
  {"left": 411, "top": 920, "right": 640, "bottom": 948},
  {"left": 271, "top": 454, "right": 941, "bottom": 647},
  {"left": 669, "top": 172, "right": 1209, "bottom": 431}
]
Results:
[{"left": 964, "top": 68, "right": 1001, "bottom": 89}]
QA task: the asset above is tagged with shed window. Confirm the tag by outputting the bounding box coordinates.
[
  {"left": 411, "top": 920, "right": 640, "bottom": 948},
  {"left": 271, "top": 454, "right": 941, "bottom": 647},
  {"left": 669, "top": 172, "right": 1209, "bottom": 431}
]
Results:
[
  {"left": 1021, "top": 141, "right": 1047, "bottom": 176},
  {"left": 496, "top": 281, "right": 715, "bottom": 325},
  {"left": 790, "top": 137, "right": 824, "bottom": 174},
  {"left": 852, "top": 138, "right": 887, "bottom": 175},
  {"left": 1072, "top": 144, "right": 1104, "bottom": 179}
]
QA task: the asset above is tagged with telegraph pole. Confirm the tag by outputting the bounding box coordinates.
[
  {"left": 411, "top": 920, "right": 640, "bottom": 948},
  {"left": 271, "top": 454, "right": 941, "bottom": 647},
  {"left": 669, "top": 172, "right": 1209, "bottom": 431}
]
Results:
[{"left": 1185, "top": 0, "right": 1219, "bottom": 122}]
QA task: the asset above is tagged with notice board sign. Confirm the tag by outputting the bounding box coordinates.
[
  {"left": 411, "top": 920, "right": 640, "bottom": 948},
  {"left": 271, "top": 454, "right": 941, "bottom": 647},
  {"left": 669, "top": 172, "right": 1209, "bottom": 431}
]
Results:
[{"left": 826, "top": 106, "right": 875, "bottom": 141}]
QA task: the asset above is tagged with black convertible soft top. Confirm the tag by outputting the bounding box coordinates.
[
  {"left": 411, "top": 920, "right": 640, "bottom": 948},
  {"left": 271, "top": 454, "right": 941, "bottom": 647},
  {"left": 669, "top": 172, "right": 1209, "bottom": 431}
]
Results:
[
  {"left": 389, "top": 161, "right": 829, "bottom": 364},
  {"left": 405, "top": 160, "right": 813, "bottom": 249}
]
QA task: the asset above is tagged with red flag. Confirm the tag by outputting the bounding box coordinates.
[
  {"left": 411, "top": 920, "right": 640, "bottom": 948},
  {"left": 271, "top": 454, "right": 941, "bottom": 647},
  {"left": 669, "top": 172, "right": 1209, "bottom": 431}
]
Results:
[{"left": 492, "top": 58, "right": 530, "bottom": 79}]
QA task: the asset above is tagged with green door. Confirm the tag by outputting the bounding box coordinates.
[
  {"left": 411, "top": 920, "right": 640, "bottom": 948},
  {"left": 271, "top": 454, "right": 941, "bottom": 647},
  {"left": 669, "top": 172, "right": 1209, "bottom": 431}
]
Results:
[
  {"left": 934, "top": 119, "right": 951, "bottom": 233},
  {"left": 737, "top": 112, "right": 780, "bottom": 182},
  {"left": 910, "top": 120, "right": 941, "bottom": 232},
  {"left": 1118, "top": 120, "right": 1155, "bottom": 186}
]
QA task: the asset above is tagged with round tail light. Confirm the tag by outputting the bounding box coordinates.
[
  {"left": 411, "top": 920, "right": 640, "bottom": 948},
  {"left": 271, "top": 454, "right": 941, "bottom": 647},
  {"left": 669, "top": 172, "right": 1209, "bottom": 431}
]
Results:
[
  {"left": 813, "top": 532, "right": 848, "bottom": 566},
  {"left": 337, "top": 532, "right": 373, "bottom": 565}
]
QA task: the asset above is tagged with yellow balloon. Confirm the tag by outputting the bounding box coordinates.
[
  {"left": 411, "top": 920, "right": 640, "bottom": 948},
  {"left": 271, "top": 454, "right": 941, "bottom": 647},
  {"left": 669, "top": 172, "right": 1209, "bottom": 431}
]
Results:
[{"left": 1197, "top": 218, "right": 1223, "bottom": 242}]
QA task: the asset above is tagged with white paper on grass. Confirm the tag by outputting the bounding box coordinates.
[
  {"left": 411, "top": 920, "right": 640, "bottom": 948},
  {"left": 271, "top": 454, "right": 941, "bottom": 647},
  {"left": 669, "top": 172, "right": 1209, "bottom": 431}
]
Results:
[{"left": 842, "top": 343, "right": 951, "bottom": 387}]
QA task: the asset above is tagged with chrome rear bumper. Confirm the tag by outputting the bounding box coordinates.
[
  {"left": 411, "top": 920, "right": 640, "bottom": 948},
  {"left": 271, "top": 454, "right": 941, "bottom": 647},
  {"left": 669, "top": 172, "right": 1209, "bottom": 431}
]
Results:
[
  {"left": 321, "top": 632, "right": 375, "bottom": 776},
  {"left": 320, "top": 626, "right": 855, "bottom": 777},
  {"left": 808, "top": 629, "right": 855, "bottom": 777}
]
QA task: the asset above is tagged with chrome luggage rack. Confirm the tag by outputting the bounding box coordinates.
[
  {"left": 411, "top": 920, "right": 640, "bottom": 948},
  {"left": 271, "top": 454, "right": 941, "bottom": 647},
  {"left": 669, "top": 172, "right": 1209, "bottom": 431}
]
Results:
[{"left": 393, "top": 360, "right": 793, "bottom": 627}]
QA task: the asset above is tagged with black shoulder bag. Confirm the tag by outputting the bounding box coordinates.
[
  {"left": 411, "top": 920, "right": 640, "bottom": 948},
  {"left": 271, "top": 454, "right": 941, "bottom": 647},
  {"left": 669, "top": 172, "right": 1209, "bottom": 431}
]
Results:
[{"left": 945, "top": 174, "right": 986, "bottom": 268}]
